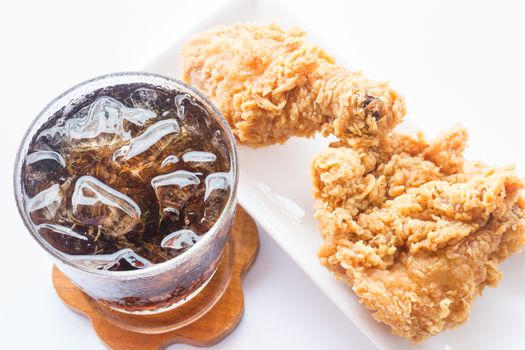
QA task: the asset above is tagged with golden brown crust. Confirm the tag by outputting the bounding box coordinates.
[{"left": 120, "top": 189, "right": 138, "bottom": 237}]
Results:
[
  {"left": 311, "top": 126, "right": 525, "bottom": 342},
  {"left": 182, "top": 23, "right": 405, "bottom": 147},
  {"left": 183, "top": 22, "right": 525, "bottom": 343}
]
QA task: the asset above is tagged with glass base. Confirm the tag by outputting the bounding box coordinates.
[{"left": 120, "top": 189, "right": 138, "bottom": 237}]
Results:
[{"left": 88, "top": 241, "right": 234, "bottom": 334}]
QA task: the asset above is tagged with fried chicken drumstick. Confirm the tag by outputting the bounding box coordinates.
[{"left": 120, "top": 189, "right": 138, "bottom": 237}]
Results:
[
  {"left": 310, "top": 127, "right": 525, "bottom": 342},
  {"left": 182, "top": 23, "right": 405, "bottom": 147},
  {"left": 182, "top": 23, "right": 525, "bottom": 343}
]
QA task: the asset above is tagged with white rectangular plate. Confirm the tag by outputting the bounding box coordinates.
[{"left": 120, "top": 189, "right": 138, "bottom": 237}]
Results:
[{"left": 145, "top": 1, "right": 525, "bottom": 349}]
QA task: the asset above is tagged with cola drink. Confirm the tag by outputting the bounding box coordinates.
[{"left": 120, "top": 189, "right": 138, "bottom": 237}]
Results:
[{"left": 14, "top": 73, "right": 238, "bottom": 312}]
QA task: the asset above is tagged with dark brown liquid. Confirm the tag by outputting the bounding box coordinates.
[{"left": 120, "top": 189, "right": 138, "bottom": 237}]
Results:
[{"left": 21, "top": 84, "right": 231, "bottom": 271}]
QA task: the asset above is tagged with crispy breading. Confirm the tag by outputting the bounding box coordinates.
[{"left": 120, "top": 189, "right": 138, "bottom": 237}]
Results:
[
  {"left": 182, "top": 22, "right": 525, "bottom": 343},
  {"left": 311, "top": 127, "right": 525, "bottom": 342},
  {"left": 182, "top": 23, "right": 405, "bottom": 147}
]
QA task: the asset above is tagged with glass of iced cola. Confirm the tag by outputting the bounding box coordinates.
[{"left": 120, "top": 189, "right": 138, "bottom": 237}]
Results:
[{"left": 14, "top": 72, "right": 238, "bottom": 313}]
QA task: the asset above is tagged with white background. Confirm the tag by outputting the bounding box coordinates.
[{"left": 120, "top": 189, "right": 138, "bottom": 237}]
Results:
[{"left": 1, "top": 0, "right": 524, "bottom": 349}]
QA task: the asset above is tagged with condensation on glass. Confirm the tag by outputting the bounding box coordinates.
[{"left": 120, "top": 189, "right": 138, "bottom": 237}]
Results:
[{"left": 14, "top": 73, "right": 238, "bottom": 313}]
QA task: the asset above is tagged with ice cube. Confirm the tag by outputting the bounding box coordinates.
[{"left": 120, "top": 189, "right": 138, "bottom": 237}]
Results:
[
  {"left": 37, "top": 97, "right": 156, "bottom": 143},
  {"left": 210, "top": 130, "right": 229, "bottom": 164},
  {"left": 200, "top": 172, "right": 231, "bottom": 230},
  {"left": 26, "top": 183, "right": 62, "bottom": 220},
  {"left": 174, "top": 93, "right": 194, "bottom": 120},
  {"left": 112, "top": 119, "right": 180, "bottom": 161},
  {"left": 66, "top": 248, "right": 151, "bottom": 270},
  {"left": 163, "top": 207, "right": 180, "bottom": 222},
  {"left": 182, "top": 151, "right": 216, "bottom": 163},
  {"left": 71, "top": 176, "right": 141, "bottom": 236},
  {"left": 151, "top": 170, "right": 201, "bottom": 214},
  {"left": 26, "top": 150, "right": 66, "bottom": 167},
  {"left": 161, "top": 229, "right": 200, "bottom": 250},
  {"left": 161, "top": 155, "right": 179, "bottom": 168},
  {"left": 130, "top": 88, "right": 169, "bottom": 111},
  {"left": 23, "top": 150, "right": 68, "bottom": 198},
  {"left": 36, "top": 223, "right": 87, "bottom": 241},
  {"left": 151, "top": 170, "right": 201, "bottom": 189},
  {"left": 204, "top": 172, "right": 230, "bottom": 201},
  {"left": 174, "top": 93, "right": 210, "bottom": 131}
]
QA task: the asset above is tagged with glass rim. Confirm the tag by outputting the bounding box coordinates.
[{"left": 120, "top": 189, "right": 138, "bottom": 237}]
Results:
[{"left": 13, "top": 71, "right": 239, "bottom": 279}]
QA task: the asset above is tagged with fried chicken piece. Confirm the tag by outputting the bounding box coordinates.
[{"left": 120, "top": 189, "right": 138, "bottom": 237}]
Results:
[
  {"left": 310, "top": 126, "right": 525, "bottom": 342},
  {"left": 182, "top": 23, "right": 405, "bottom": 147}
]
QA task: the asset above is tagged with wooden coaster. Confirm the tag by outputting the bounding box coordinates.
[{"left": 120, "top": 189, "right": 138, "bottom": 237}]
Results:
[{"left": 52, "top": 206, "right": 259, "bottom": 350}]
